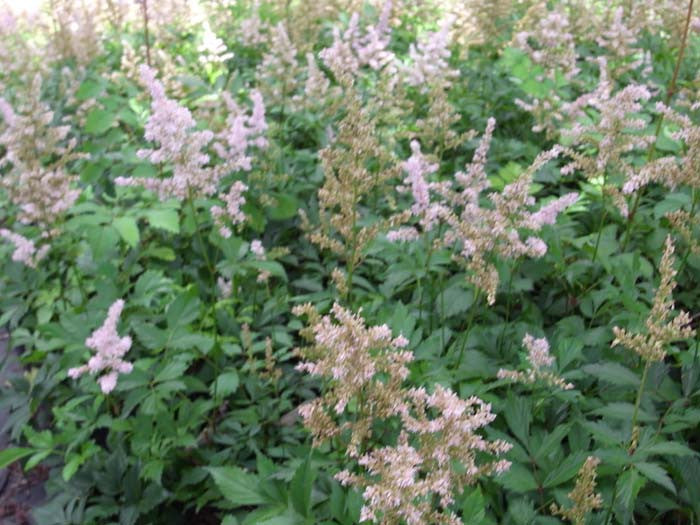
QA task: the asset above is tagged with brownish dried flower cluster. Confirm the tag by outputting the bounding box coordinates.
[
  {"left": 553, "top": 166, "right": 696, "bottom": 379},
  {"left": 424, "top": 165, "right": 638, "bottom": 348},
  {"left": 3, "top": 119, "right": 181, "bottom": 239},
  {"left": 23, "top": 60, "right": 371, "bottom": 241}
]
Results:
[
  {"left": 0, "top": 76, "right": 83, "bottom": 237},
  {"left": 550, "top": 456, "right": 603, "bottom": 525},
  {"left": 612, "top": 236, "right": 695, "bottom": 362},
  {"left": 301, "top": 89, "right": 409, "bottom": 293}
]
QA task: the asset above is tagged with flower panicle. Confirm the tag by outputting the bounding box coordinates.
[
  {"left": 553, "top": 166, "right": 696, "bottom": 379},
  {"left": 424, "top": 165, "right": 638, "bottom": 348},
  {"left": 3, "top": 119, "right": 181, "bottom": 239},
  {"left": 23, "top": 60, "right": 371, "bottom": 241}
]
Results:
[
  {"left": 612, "top": 236, "right": 695, "bottom": 362},
  {"left": 68, "top": 299, "right": 133, "bottom": 394},
  {"left": 550, "top": 456, "right": 603, "bottom": 525},
  {"left": 295, "top": 303, "right": 510, "bottom": 523},
  {"left": 498, "top": 333, "right": 574, "bottom": 390}
]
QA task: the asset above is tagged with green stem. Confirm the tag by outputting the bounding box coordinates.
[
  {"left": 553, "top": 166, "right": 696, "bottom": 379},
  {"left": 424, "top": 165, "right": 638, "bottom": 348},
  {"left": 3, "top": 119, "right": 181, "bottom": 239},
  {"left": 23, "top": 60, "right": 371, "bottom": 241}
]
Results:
[
  {"left": 604, "top": 482, "right": 619, "bottom": 525},
  {"left": 678, "top": 188, "right": 699, "bottom": 274},
  {"left": 497, "top": 261, "right": 517, "bottom": 356},
  {"left": 345, "top": 186, "right": 359, "bottom": 306},
  {"left": 630, "top": 360, "right": 651, "bottom": 445},
  {"left": 418, "top": 233, "right": 435, "bottom": 325},
  {"left": 187, "top": 192, "right": 216, "bottom": 283},
  {"left": 457, "top": 288, "right": 481, "bottom": 369}
]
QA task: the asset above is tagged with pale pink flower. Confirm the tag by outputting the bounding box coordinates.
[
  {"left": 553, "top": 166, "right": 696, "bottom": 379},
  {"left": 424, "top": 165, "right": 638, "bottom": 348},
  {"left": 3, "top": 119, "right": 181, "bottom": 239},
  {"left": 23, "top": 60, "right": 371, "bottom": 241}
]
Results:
[
  {"left": 0, "top": 229, "right": 49, "bottom": 268},
  {"left": 211, "top": 180, "right": 248, "bottom": 238},
  {"left": 526, "top": 193, "right": 579, "bottom": 228},
  {"left": 68, "top": 299, "right": 133, "bottom": 394},
  {"left": 404, "top": 17, "right": 457, "bottom": 90},
  {"left": 250, "top": 239, "right": 265, "bottom": 258},
  {"left": 498, "top": 333, "right": 573, "bottom": 390}
]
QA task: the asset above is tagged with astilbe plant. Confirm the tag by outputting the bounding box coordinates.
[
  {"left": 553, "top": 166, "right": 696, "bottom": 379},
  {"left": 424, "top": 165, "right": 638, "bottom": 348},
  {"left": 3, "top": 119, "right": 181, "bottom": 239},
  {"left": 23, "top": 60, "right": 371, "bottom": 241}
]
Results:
[
  {"left": 0, "top": 76, "right": 83, "bottom": 237},
  {"left": 294, "top": 303, "right": 511, "bottom": 524},
  {"left": 497, "top": 333, "right": 574, "bottom": 390},
  {"left": 513, "top": 6, "right": 579, "bottom": 82},
  {"left": 391, "top": 118, "right": 577, "bottom": 304},
  {"left": 0, "top": 229, "right": 50, "bottom": 268},
  {"left": 67, "top": 299, "right": 134, "bottom": 394},
  {"left": 115, "top": 65, "right": 267, "bottom": 233},
  {"left": 560, "top": 64, "right": 654, "bottom": 217},
  {"left": 612, "top": 236, "right": 695, "bottom": 363},
  {"left": 624, "top": 102, "right": 700, "bottom": 194},
  {"left": 550, "top": 456, "right": 603, "bottom": 525},
  {"left": 301, "top": 89, "right": 409, "bottom": 297}
]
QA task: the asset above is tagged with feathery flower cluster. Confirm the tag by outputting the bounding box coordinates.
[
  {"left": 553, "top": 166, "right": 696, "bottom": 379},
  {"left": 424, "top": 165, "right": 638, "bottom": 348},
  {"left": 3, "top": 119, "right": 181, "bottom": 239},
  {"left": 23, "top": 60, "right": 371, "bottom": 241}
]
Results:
[
  {"left": 198, "top": 22, "right": 233, "bottom": 66},
  {"left": 116, "top": 66, "right": 266, "bottom": 234},
  {"left": 561, "top": 74, "right": 653, "bottom": 216},
  {"left": 47, "top": 0, "right": 103, "bottom": 65},
  {"left": 256, "top": 23, "right": 300, "bottom": 106},
  {"left": 303, "top": 52, "right": 331, "bottom": 102},
  {"left": 238, "top": 1, "right": 268, "bottom": 47},
  {"left": 211, "top": 181, "right": 248, "bottom": 238},
  {"left": 250, "top": 239, "right": 265, "bottom": 258},
  {"left": 213, "top": 90, "right": 268, "bottom": 171},
  {"left": 68, "top": 300, "right": 133, "bottom": 394},
  {"left": 318, "top": 3, "right": 399, "bottom": 87},
  {"left": 294, "top": 303, "right": 511, "bottom": 523},
  {"left": 623, "top": 102, "right": 700, "bottom": 194},
  {"left": 612, "top": 236, "right": 695, "bottom": 362},
  {"left": 387, "top": 140, "right": 440, "bottom": 242},
  {"left": 498, "top": 334, "right": 574, "bottom": 390},
  {"left": 404, "top": 17, "right": 457, "bottom": 90},
  {"left": 294, "top": 302, "right": 412, "bottom": 453},
  {"left": 550, "top": 456, "right": 603, "bottom": 525},
  {"left": 666, "top": 209, "right": 700, "bottom": 255},
  {"left": 0, "top": 77, "right": 82, "bottom": 235},
  {"left": 390, "top": 118, "right": 577, "bottom": 303},
  {"left": 115, "top": 65, "right": 218, "bottom": 199},
  {"left": 353, "top": 1, "right": 397, "bottom": 75},
  {"left": 514, "top": 8, "right": 579, "bottom": 81},
  {"left": 433, "top": 119, "right": 576, "bottom": 303},
  {"left": 302, "top": 90, "right": 408, "bottom": 277},
  {"left": 0, "top": 229, "right": 49, "bottom": 268},
  {"left": 320, "top": 19, "right": 361, "bottom": 82},
  {"left": 596, "top": 6, "right": 641, "bottom": 72}
]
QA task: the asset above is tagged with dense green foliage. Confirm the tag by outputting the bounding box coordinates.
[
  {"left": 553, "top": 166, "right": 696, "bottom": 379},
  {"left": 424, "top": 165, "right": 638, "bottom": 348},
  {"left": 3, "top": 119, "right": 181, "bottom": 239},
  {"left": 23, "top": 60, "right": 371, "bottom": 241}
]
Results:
[{"left": 1, "top": 1, "right": 700, "bottom": 524}]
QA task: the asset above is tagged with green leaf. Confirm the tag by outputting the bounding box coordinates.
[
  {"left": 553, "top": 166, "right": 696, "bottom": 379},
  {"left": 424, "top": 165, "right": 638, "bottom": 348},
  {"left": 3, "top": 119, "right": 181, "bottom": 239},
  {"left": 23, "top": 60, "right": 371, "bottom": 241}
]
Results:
[
  {"left": 85, "top": 108, "right": 115, "bottom": 134},
  {"left": 503, "top": 392, "right": 531, "bottom": 448},
  {"left": 222, "top": 516, "right": 239, "bottom": 525},
  {"left": 640, "top": 441, "right": 698, "bottom": 457},
  {"left": 497, "top": 463, "right": 538, "bottom": 493},
  {"left": 440, "top": 285, "right": 474, "bottom": 318},
  {"left": 616, "top": 469, "right": 647, "bottom": 521},
  {"left": 211, "top": 370, "right": 239, "bottom": 398},
  {"left": 207, "top": 466, "right": 266, "bottom": 507},
  {"left": 581, "top": 362, "right": 640, "bottom": 388},
  {"left": 145, "top": 209, "right": 180, "bottom": 233},
  {"left": 290, "top": 457, "right": 315, "bottom": 517},
  {"left": 166, "top": 292, "right": 201, "bottom": 328},
  {"left": 635, "top": 462, "right": 676, "bottom": 495},
  {"left": 543, "top": 453, "right": 586, "bottom": 488},
  {"left": 592, "top": 402, "right": 655, "bottom": 423},
  {"left": 247, "top": 260, "right": 287, "bottom": 282},
  {"left": 461, "top": 487, "right": 486, "bottom": 524},
  {"left": 0, "top": 447, "right": 34, "bottom": 469},
  {"left": 62, "top": 453, "right": 85, "bottom": 481},
  {"left": 113, "top": 217, "right": 140, "bottom": 248},
  {"left": 155, "top": 360, "right": 191, "bottom": 383},
  {"left": 169, "top": 332, "right": 215, "bottom": 353},
  {"left": 75, "top": 79, "right": 104, "bottom": 100},
  {"left": 267, "top": 193, "right": 300, "bottom": 220}
]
